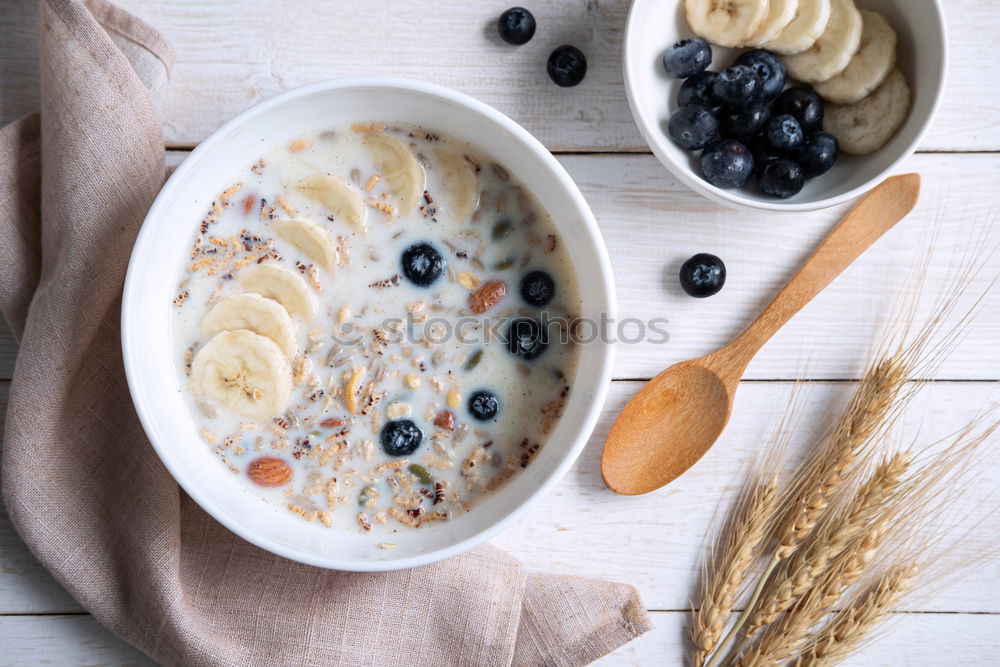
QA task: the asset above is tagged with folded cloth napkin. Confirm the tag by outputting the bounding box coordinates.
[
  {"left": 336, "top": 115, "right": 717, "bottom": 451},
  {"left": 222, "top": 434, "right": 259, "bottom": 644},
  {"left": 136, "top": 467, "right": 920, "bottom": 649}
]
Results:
[{"left": 0, "top": 1, "right": 651, "bottom": 664}]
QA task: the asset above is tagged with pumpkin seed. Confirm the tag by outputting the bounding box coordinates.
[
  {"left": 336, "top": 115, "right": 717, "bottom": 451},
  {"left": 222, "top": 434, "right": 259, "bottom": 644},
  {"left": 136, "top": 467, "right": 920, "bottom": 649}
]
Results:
[
  {"left": 494, "top": 258, "right": 515, "bottom": 270},
  {"left": 464, "top": 349, "right": 483, "bottom": 371},
  {"left": 491, "top": 220, "right": 513, "bottom": 240},
  {"left": 408, "top": 464, "right": 433, "bottom": 484}
]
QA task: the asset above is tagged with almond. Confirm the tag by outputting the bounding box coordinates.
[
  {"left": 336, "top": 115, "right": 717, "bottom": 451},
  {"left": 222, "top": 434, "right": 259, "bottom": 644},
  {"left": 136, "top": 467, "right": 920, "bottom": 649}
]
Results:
[
  {"left": 468, "top": 279, "right": 507, "bottom": 314},
  {"left": 433, "top": 410, "right": 456, "bottom": 431},
  {"left": 320, "top": 417, "right": 345, "bottom": 428},
  {"left": 247, "top": 457, "right": 292, "bottom": 487}
]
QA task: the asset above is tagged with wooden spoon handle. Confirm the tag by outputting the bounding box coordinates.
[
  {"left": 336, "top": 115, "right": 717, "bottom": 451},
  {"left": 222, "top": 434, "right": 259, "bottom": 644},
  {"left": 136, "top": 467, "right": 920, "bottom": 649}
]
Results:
[{"left": 719, "top": 173, "right": 921, "bottom": 374}]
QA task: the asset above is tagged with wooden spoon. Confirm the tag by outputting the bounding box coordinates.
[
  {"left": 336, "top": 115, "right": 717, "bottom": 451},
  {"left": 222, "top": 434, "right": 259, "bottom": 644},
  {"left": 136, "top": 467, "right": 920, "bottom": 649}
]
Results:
[{"left": 601, "top": 173, "right": 921, "bottom": 495}]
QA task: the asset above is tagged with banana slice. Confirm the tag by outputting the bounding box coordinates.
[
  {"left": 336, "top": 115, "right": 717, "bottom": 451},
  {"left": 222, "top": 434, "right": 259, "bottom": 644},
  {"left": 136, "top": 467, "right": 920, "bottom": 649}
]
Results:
[
  {"left": 363, "top": 132, "right": 425, "bottom": 216},
  {"left": 296, "top": 175, "right": 368, "bottom": 233},
  {"left": 813, "top": 10, "right": 897, "bottom": 105},
  {"left": 190, "top": 330, "right": 292, "bottom": 420},
  {"left": 763, "top": 0, "right": 831, "bottom": 55},
  {"left": 434, "top": 148, "right": 479, "bottom": 223},
  {"left": 824, "top": 68, "right": 911, "bottom": 156},
  {"left": 271, "top": 217, "right": 336, "bottom": 272},
  {"left": 782, "top": 0, "right": 863, "bottom": 83},
  {"left": 747, "top": 0, "right": 798, "bottom": 47},
  {"left": 237, "top": 264, "right": 317, "bottom": 319},
  {"left": 200, "top": 293, "right": 298, "bottom": 358},
  {"left": 685, "top": 0, "right": 769, "bottom": 50}
]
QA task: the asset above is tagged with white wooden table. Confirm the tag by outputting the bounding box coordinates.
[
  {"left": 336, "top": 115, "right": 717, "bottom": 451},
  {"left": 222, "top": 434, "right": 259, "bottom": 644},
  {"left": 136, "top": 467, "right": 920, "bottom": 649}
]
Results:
[{"left": 2, "top": 0, "right": 1000, "bottom": 664}]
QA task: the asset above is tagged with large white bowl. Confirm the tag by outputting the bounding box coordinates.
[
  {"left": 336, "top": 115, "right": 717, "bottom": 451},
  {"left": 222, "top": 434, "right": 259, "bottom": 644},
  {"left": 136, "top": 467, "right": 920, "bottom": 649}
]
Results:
[
  {"left": 122, "top": 78, "right": 616, "bottom": 571},
  {"left": 623, "top": 0, "right": 948, "bottom": 212}
]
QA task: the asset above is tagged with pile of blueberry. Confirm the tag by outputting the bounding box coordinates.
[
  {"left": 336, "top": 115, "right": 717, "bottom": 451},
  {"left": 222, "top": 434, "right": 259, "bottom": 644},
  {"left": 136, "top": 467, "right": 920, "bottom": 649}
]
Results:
[
  {"left": 498, "top": 7, "right": 588, "bottom": 88},
  {"left": 664, "top": 39, "right": 839, "bottom": 199}
]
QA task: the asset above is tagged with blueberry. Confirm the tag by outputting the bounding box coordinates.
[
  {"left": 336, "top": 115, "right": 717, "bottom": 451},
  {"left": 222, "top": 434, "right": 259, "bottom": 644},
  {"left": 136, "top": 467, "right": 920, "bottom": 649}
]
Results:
[
  {"left": 401, "top": 242, "right": 445, "bottom": 287},
  {"left": 747, "top": 138, "right": 782, "bottom": 171},
  {"left": 497, "top": 7, "right": 536, "bottom": 45},
  {"left": 468, "top": 390, "right": 500, "bottom": 421},
  {"left": 712, "top": 65, "right": 759, "bottom": 106},
  {"left": 793, "top": 132, "right": 839, "bottom": 178},
  {"left": 520, "top": 270, "right": 556, "bottom": 307},
  {"left": 506, "top": 317, "right": 548, "bottom": 361},
  {"left": 764, "top": 114, "right": 804, "bottom": 152},
  {"left": 381, "top": 419, "right": 423, "bottom": 456},
  {"left": 662, "top": 38, "right": 712, "bottom": 78},
  {"left": 547, "top": 45, "right": 587, "bottom": 87},
  {"left": 719, "top": 103, "right": 770, "bottom": 142},
  {"left": 735, "top": 50, "right": 786, "bottom": 102},
  {"left": 668, "top": 104, "right": 719, "bottom": 151},
  {"left": 699, "top": 139, "right": 754, "bottom": 189},
  {"left": 773, "top": 87, "right": 824, "bottom": 132},
  {"left": 757, "top": 159, "right": 805, "bottom": 199},
  {"left": 680, "top": 253, "right": 726, "bottom": 298},
  {"left": 677, "top": 71, "right": 721, "bottom": 111}
]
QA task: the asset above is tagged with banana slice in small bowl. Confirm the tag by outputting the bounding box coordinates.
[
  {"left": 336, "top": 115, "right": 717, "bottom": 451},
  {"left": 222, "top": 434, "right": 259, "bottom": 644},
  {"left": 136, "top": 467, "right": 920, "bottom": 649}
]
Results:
[
  {"left": 296, "top": 174, "right": 367, "bottom": 233},
  {"left": 270, "top": 217, "right": 337, "bottom": 272},
  {"left": 237, "top": 264, "right": 317, "bottom": 319}
]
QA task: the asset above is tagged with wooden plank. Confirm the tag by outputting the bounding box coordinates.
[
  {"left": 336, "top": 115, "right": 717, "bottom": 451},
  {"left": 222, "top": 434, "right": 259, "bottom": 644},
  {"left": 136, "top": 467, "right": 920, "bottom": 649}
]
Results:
[
  {"left": 2, "top": 0, "right": 999, "bottom": 152},
  {"left": 0, "top": 610, "right": 996, "bottom": 665},
  {"left": 595, "top": 610, "right": 1000, "bottom": 665},
  {"left": 0, "top": 615, "right": 156, "bottom": 666},
  {"left": 2, "top": 381, "right": 999, "bottom": 615}
]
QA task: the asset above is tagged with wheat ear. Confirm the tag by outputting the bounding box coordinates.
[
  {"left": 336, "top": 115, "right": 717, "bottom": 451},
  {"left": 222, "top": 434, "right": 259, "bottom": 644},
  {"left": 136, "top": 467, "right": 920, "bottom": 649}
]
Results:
[
  {"left": 692, "top": 473, "right": 779, "bottom": 666},
  {"left": 793, "top": 564, "right": 920, "bottom": 667},
  {"left": 747, "top": 452, "right": 911, "bottom": 631}
]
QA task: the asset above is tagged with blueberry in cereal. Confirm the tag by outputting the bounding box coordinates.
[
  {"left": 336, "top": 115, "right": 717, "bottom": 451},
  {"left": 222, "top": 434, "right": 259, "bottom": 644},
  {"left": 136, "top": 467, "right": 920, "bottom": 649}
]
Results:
[
  {"left": 402, "top": 242, "right": 446, "bottom": 287},
  {"left": 381, "top": 419, "right": 424, "bottom": 456}
]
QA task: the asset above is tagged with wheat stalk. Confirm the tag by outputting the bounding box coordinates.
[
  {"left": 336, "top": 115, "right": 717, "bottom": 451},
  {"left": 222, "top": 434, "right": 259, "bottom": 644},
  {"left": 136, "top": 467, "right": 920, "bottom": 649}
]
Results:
[
  {"left": 692, "top": 473, "right": 779, "bottom": 666},
  {"left": 793, "top": 564, "right": 920, "bottom": 667}
]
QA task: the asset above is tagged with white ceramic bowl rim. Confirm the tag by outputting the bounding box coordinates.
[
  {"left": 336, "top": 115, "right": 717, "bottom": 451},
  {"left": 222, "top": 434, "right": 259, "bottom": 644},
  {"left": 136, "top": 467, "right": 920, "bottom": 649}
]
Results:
[
  {"left": 622, "top": 0, "right": 949, "bottom": 212},
  {"left": 122, "top": 77, "right": 617, "bottom": 571}
]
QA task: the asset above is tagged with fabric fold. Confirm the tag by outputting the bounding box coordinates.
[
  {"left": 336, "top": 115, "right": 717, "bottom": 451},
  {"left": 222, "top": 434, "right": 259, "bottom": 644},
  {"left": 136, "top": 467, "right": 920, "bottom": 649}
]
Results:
[{"left": 0, "top": 1, "right": 651, "bottom": 664}]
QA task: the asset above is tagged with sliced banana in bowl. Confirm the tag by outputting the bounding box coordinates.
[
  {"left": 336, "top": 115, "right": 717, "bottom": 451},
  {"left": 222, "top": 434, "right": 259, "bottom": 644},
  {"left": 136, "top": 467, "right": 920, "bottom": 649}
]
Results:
[
  {"left": 685, "top": 0, "right": 769, "bottom": 48},
  {"left": 782, "top": 0, "right": 864, "bottom": 83},
  {"left": 237, "top": 264, "right": 317, "bottom": 319},
  {"left": 434, "top": 148, "right": 479, "bottom": 223},
  {"left": 824, "top": 68, "right": 912, "bottom": 156},
  {"left": 189, "top": 330, "right": 292, "bottom": 420},
  {"left": 296, "top": 174, "right": 367, "bottom": 233},
  {"left": 200, "top": 293, "right": 298, "bottom": 357},
  {"left": 363, "top": 132, "right": 425, "bottom": 216},
  {"left": 746, "top": 0, "right": 799, "bottom": 47},
  {"left": 814, "top": 10, "right": 897, "bottom": 105},
  {"left": 763, "top": 0, "right": 832, "bottom": 55},
  {"left": 270, "top": 217, "right": 337, "bottom": 272}
]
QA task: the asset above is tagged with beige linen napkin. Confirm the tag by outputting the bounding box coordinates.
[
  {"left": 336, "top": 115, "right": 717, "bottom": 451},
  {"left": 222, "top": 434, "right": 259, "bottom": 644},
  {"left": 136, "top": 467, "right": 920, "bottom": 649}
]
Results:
[{"left": 0, "top": 0, "right": 651, "bottom": 664}]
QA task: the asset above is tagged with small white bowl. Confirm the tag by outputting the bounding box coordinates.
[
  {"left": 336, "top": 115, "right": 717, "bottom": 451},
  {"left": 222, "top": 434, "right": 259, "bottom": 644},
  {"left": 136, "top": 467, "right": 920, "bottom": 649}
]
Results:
[
  {"left": 122, "top": 78, "right": 616, "bottom": 571},
  {"left": 623, "top": 0, "right": 948, "bottom": 211}
]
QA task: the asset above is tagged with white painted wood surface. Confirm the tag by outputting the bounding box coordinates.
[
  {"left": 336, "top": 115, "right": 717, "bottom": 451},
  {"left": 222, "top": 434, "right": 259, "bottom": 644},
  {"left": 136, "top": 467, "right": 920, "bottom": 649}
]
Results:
[{"left": 1, "top": 0, "right": 999, "bottom": 663}]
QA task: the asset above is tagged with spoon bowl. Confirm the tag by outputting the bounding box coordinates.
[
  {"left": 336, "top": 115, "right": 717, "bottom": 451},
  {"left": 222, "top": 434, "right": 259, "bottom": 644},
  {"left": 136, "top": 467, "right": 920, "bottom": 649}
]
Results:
[{"left": 602, "top": 361, "right": 732, "bottom": 495}]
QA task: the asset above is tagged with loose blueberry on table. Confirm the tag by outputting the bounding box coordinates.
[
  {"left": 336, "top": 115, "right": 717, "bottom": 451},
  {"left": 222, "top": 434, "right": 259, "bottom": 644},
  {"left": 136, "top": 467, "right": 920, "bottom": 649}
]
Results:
[
  {"left": 547, "top": 45, "right": 587, "bottom": 87},
  {"left": 497, "top": 7, "right": 536, "bottom": 45},
  {"left": 679, "top": 253, "right": 726, "bottom": 298}
]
